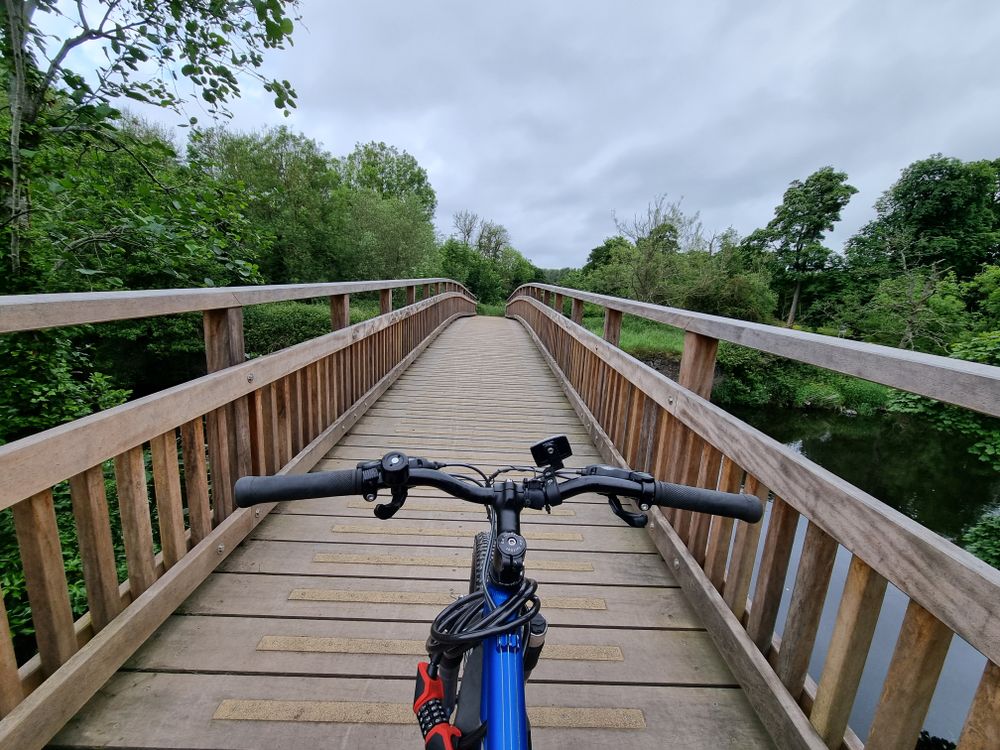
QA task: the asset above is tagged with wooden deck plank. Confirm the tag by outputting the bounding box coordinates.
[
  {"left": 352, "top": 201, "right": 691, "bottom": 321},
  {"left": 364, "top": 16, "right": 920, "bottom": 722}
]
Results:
[
  {"left": 54, "top": 316, "right": 771, "bottom": 749},
  {"left": 218, "top": 540, "right": 673, "bottom": 586},
  {"left": 125, "top": 615, "right": 735, "bottom": 685},
  {"left": 53, "top": 673, "right": 771, "bottom": 750}
]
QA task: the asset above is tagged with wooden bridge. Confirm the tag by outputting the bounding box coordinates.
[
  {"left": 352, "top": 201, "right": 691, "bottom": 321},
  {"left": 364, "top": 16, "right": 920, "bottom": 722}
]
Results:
[{"left": 0, "top": 280, "right": 998, "bottom": 750}]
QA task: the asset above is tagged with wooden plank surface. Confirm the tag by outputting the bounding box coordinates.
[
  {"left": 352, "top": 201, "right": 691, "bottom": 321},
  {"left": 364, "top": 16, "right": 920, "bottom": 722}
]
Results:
[{"left": 54, "top": 317, "right": 770, "bottom": 749}]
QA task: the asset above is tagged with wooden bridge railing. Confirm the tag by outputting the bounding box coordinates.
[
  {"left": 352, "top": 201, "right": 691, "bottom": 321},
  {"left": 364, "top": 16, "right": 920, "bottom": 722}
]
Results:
[
  {"left": 508, "top": 284, "right": 1000, "bottom": 750},
  {"left": 0, "top": 279, "right": 476, "bottom": 749}
]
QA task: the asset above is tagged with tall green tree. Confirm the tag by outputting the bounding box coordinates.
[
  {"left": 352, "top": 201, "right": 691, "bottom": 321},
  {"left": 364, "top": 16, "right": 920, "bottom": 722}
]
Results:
[
  {"left": 743, "top": 167, "right": 857, "bottom": 326},
  {"left": 1, "top": 0, "right": 299, "bottom": 288},
  {"left": 337, "top": 141, "right": 437, "bottom": 221},
  {"left": 846, "top": 155, "right": 1000, "bottom": 281},
  {"left": 190, "top": 125, "right": 348, "bottom": 283}
]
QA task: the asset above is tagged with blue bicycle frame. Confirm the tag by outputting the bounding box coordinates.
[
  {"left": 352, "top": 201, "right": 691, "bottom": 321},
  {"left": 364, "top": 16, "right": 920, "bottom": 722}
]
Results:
[{"left": 479, "top": 580, "right": 529, "bottom": 750}]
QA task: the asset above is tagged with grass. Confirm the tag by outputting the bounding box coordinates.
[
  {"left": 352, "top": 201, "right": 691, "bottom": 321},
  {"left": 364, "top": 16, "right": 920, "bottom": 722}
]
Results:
[
  {"left": 580, "top": 308, "right": 685, "bottom": 358},
  {"left": 476, "top": 303, "right": 506, "bottom": 317}
]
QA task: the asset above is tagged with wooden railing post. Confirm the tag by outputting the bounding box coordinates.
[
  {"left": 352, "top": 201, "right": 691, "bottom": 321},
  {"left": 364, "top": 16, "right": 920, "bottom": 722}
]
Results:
[
  {"left": 554, "top": 293, "right": 564, "bottom": 315},
  {"left": 379, "top": 288, "right": 392, "bottom": 315},
  {"left": 602, "top": 308, "right": 623, "bottom": 347},
  {"left": 571, "top": 298, "right": 584, "bottom": 325},
  {"left": 203, "top": 307, "right": 250, "bottom": 515},
  {"left": 330, "top": 293, "right": 350, "bottom": 330},
  {"left": 542, "top": 289, "right": 551, "bottom": 307},
  {"left": 422, "top": 283, "right": 430, "bottom": 299},
  {"left": 406, "top": 286, "right": 416, "bottom": 305}
]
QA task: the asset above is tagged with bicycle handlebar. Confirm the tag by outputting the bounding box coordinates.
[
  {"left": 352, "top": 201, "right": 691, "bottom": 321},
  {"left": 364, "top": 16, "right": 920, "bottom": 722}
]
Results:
[{"left": 234, "top": 453, "right": 763, "bottom": 524}]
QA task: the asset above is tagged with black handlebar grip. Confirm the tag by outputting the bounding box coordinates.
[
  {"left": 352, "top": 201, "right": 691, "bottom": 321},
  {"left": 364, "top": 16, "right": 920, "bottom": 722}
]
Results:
[
  {"left": 653, "top": 482, "right": 763, "bottom": 523},
  {"left": 234, "top": 469, "right": 360, "bottom": 508}
]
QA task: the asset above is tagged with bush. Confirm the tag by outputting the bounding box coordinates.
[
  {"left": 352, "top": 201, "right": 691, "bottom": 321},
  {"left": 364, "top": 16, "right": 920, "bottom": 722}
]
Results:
[
  {"left": 962, "top": 513, "right": 1000, "bottom": 568},
  {"left": 887, "top": 331, "right": 1000, "bottom": 470},
  {"left": 0, "top": 331, "right": 130, "bottom": 445},
  {"left": 244, "top": 302, "right": 333, "bottom": 356}
]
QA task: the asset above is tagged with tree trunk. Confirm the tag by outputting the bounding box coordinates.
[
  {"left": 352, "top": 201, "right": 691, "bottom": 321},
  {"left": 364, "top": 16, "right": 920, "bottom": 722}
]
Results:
[{"left": 785, "top": 279, "right": 802, "bottom": 327}]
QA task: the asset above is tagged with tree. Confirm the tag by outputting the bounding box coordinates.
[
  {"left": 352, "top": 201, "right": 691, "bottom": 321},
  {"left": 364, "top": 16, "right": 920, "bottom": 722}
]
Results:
[
  {"left": 582, "top": 235, "right": 630, "bottom": 272},
  {"left": 858, "top": 267, "right": 969, "bottom": 353},
  {"left": 336, "top": 141, "right": 437, "bottom": 220},
  {"left": 342, "top": 191, "right": 436, "bottom": 280},
  {"left": 614, "top": 195, "right": 706, "bottom": 252},
  {"left": 452, "top": 209, "right": 479, "bottom": 245},
  {"left": 190, "top": 125, "right": 348, "bottom": 283},
  {"left": 846, "top": 155, "right": 1000, "bottom": 281},
  {"left": 1, "top": 0, "right": 300, "bottom": 282},
  {"left": 474, "top": 220, "right": 510, "bottom": 260},
  {"left": 743, "top": 167, "right": 857, "bottom": 326}
]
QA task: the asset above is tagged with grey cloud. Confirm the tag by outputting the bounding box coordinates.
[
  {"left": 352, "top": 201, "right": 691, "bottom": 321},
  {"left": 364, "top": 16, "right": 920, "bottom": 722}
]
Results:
[{"left": 163, "top": 0, "right": 1000, "bottom": 268}]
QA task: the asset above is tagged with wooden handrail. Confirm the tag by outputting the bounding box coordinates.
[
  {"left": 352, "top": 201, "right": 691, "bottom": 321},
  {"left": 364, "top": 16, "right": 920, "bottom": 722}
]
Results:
[
  {"left": 508, "top": 294, "right": 1000, "bottom": 750},
  {"left": 511, "top": 283, "right": 1000, "bottom": 417},
  {"left": 0, "top": 278, "right": 474, "bottom": 333}
]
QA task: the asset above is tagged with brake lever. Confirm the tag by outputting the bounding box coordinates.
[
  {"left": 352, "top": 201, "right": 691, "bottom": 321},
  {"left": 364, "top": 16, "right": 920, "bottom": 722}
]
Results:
[
  {"left": 374, "top": 486, "right": 408, "bottom": 519},
  {"left": 607, "top": 494, "right": 648, "bottom": 528}
]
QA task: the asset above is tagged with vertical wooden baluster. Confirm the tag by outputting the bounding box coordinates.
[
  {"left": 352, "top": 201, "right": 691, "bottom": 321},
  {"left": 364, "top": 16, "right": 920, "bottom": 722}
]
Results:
[
  {"left": 775, "top": 522, "right": 838, "bottom": 698},
  {"left": 571, "top": 298, "right": 584, "bottom": 325},
  {"left": 542, "top": 289, "right": 551, "bottom": 307},
  {"left": 622, "top": 388, "right": 644, "bottom": 466},
  {"left": 290, "top": 369, "right": 303, "bottom": 452},
  {"left": 330, "top": 293, "right": 350, "bottom": 330},
  {"left": 422, "top": 283, "right": 430, "bottom": 300},
  {"left": 865, "top": 601, "right": 952, "bottom": 750},
  {"left": 689, "top": 444, "right": 723, "bottom": 565},
  {"left": 276, "top": 377, "right": 292, "bottom": 467},
  {"left": 150, "top": 430, "right": 187, "bottom": 569},
  {"left": 723, "top": 475, "right": 767, "bottom": 621},
  {"left": 958, "top": 661, "right": 1000, "bottom": 750},
  {"left": 248, "top": 388, "right": 265, "bottom": 475},
  {"left": 12, "top": 490, "right": 77, "bottom": 676},
  {"left": 258, "top": 384, "right": 277, "bottom": 474},
  {"left": 68, "top": 466, "right": 121, "bottom": 631},
  {"left": 114, "top": 447, "right": 157, "bottom": 596},
  {"left": 433, "top": 282, "right": 441, "bottom": 295},
  {"left": 811, "top": 555, "right": 888, "bottom": 748},
  {"left": 406, "top": 285, "right": 416, "bottom": 306},
  {"left": 704, "top": 458, "right": 743, "bottom": 590},
  {"left": 203, "top": 307, "right": 251, "bottom": 485},
  {"left": 0, "top": 583, "right": 22, "bottom": 715},
  {"left": 636, "top": 396, "right": 659, "bottom": 472},
  {"left": 306, "top": 363, "right": 318, "bottom": 441},
  {"left": 602, "top": 308, "right": 623, "bottom": 347},
  {"left": 380, "top": 288, "right": 392, "bottom": 315},
  {"left": 331, "top": 350, "right": 342, "bottom": 420},
  {"left": 746, "top": 496, "right": 799, "bottom": 654},
  {"left": 206, "top": 405, "right": 232, "bottom": 522},
  {"left": 181, "top": 418, "right": 212, "bottom": 544},
  {"left": 323, "top": 357, "right": 332, "bottom": 426}
]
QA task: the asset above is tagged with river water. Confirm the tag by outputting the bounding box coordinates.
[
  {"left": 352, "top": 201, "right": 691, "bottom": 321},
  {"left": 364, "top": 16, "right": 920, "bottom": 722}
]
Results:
[{"left": 727, "top": 405, "right": 1000, "bottom": 744}]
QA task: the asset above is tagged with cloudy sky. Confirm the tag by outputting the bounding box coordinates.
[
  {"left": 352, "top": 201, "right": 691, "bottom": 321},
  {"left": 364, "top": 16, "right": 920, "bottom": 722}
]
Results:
[{"left": 64, "top": 1, "right": 1000, "bottom": 268}]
